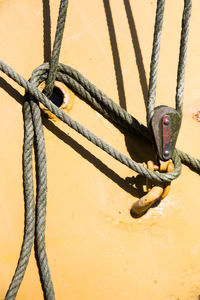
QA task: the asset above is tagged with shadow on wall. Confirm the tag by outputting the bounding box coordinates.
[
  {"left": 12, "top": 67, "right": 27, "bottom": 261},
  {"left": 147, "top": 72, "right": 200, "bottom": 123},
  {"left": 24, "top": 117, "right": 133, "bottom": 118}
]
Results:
[
  {"left": 103, "top": 0, "right": 155, "bottom": 165},
  {"left": 43, "top": 0, "right": 51, "bottom": 63},
  {"left": 0, "top": 75, "right": 146, "bottom": 200},
  {"left": 103, "top": 0, "right": 148, "bottom": 110},
  {"left": 123, "top": 0, "right": 148, "bottom": 108},
  {"left": 103, "top": 0, "right": 127, "bottom": 110}
]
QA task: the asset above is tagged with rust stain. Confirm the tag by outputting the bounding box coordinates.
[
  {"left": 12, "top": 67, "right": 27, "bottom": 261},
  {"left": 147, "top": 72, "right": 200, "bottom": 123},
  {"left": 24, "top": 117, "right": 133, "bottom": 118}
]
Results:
[
  {"left": 39, "top": 81, "right": 75, "bottom": 121},
  {"left": 192, "top": 110, "right": 200, "bottom": 122}
]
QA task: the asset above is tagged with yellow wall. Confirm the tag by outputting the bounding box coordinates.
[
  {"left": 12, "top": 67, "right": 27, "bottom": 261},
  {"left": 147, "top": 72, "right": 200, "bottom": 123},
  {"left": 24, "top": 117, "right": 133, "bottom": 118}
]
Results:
[{"left": 1, "top": 0, "right": 200, "bottom": 299}]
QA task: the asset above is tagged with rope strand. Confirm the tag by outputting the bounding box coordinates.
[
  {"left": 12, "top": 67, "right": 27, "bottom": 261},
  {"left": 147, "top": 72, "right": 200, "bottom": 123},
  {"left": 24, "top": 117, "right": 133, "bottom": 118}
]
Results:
[
  {"left": 176, "top": 0, "right": 192, "bottom": 115},
  {"left": 147, "top": 0, "right": 192, "bottom": 124},
  {"left": 43, "top": 0, "right": 68, "bottom": 98},
  {"left": 147, "top": 0, "right": 165, "bottom": 125}
]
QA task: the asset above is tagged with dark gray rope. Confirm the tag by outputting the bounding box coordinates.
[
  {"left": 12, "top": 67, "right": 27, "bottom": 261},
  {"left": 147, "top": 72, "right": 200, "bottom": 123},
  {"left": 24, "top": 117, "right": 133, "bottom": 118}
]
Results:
[
  {"left": 2, "top": 57, "right": 199, "bottom": 299},
  {"left": 5, "top": 81, "right": 55, "bottom": 300},
  {"left": 29, "top": 87, "right": 55, "bottom": 299},
  {"left": 43, "top": 0, "right": 68, "bottom": 98},
  {"left": 147, "top": 0, "right": 165, "bottom": 125},
  {"left": 147, "top": 0, "right": 192, "bottom": 124},
  {"left": 176, "top": 0, "right": 192, "bottom": 116},
  {"left": 5, "top": 98, "right": 35, "bottom": 300},
  {"left": 0, "top": 60, "right": 182, "bottom": 183},
  {"left": 33, "top": 1, "right": 69, "bottom": 298},
  {"left": 4, "top": 0, "right": 70, "bottom": 297}
]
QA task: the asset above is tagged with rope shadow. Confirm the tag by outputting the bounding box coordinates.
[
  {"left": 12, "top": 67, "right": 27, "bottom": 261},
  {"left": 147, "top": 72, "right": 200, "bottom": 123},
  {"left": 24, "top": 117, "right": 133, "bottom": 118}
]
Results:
[
  {"left": 0, "top": 77, "right": 24, "bottom": 105},
  {"left": 43, "top": 117, "right": 146, "bottom": 199},
  {"left": 42, "top": 0, "right": 51, "bottom": 63},
  {"left": 43, "top": 117, "right": 156, "bottom": 219},
  {"left": 103, "top": 0, "right": 155, "bottom": 165},
  {"left": 0, "top": 1, "right": 154, "bottom": 216},
  {"left": 123, "top": 0, "right": 148, "bottom": 107},
  {"left": 103, "top": 0, "right": 148, "bottom": 110},
  {"left": 103, "top": 0, "right": 127, "bottom": 110},
  {"left": 0, "top": 77, "right": 146, "bottom": 199}
]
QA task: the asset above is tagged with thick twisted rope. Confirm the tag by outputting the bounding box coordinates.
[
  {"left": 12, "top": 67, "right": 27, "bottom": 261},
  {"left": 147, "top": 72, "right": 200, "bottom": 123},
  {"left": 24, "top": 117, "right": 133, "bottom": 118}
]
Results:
[
  {"left": 33, "top": 1, "right": 69, "bottom": 298},
  {"left": 43, "top": 0, "right": 68, "bottom": 98},
  {"left": 3, "top": 0, "right": 198, "bottom": 299},
  {"left": 0, "top": 60, "right": 182, "bottom": 183},
  {"left": 4, "top": 98, "right": 35, "bottom": 300},
  {"left": 4, "top": 70, "right": 55, "bottom": 300},
  {"left": 147, "top": 0, "right": 165, "bottom": 125},
  {"left": 4, "top": 0, "right": 70, "bottom": 298},
  {"left": 176, "top": 0, "right": 192, "bottom": 116},
  {"left": 147, "top": 0, "right": 192, "bottom": 124},
  {"left": 29, "top": 83, "right": 54, "bottom": 299}
]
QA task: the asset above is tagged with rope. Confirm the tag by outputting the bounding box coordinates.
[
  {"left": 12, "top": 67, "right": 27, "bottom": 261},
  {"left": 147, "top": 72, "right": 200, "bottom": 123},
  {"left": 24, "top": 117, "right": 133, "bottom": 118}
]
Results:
[
  {"left": 176, "top": 0, "right": 192, "bottom": 116},
  {"left": 32, "top": 1, "right": 70, "bottom": 298},
  {"left": 4, "top": 98, "right": 35, "bottom": 300},
  {"left": 43, "top": 0, "right": 69, "bottom": 98},
  {"left": 0, "top": 60, "right": 183, "bottom": 183},
  {"left": 2, "top": 0, "right": 198, "bottom": 299},
  {"left": 147, "top": 0, "right": 192, "bottom": 124},
  {"left": 147, "top": 0, "right": 165, "bottom": 125},
  {"left": 29, "top": 78, "right": 55, "bottom": 298},
  {"left": 4, "top": 0, "right": 70, "bottom": 297}
]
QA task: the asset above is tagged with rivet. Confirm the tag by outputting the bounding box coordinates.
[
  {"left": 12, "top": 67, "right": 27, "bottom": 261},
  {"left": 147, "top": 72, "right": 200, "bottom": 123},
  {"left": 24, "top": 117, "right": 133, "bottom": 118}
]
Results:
[
  {"left": 164, "top": 150, "right": 170, "bottom": 157},
  {"left": 163, "top": 116, "right": 170, "bottom": 126}
]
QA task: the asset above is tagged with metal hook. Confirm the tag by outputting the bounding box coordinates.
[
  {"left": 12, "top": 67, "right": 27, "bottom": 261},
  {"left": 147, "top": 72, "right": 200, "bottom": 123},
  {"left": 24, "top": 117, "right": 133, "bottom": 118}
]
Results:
[{"left": 130, "top": 160, "right": 174, "bottom": 218}]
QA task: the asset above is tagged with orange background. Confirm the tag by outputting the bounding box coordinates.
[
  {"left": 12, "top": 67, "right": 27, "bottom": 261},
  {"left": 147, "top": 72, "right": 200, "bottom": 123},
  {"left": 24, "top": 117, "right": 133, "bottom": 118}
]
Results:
[{"left": 1, "top": 0, "right": 200, "bottom": 299}]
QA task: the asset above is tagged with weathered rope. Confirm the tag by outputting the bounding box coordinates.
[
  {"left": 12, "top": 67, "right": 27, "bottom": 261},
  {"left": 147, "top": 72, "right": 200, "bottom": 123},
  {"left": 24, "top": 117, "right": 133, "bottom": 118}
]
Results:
[
  {"left": 5, "top": 1, "right": 70, "bottom": 298},
  {"left": 147, "top": 0, "right": 165, "bottom": 125},
  {"left": 176, "top": 0, "right": 192, "bottom": 116},
  {"left": 43, "top": 0, "right": 69, "bottom": 98},
  {"left": 3, "top": 0, "right": 198, "bottom": 299},
  {"left": 147, "top": 0, "right": 192, "bottom": 124},
  {"left": 0, "top": 60, "right": 182, "bottom": 183},
  {"left": 33, "top": 1, "right": 69, "bottom": 298},
  {"left": 4, "top": 0, "right": 70, "bottom": 297},
  {"left": 4, "top": 97, "right": 35, "bottom": 300}
]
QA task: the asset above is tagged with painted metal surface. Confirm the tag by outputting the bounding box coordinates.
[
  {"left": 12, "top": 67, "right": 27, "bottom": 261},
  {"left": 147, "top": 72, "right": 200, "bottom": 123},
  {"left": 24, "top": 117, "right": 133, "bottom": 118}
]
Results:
[{"left": 1, "top": 0, "right": 200, "bottom": 299}]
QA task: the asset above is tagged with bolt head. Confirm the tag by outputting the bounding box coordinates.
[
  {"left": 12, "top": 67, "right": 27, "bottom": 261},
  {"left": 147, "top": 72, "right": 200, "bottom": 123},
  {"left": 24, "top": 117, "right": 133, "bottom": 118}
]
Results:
[
  {"left": 163, "top": 117, "right": 170, "bottom": 126},
  {"left": 164, "top": 150, "right": 170, "bottom": 157}
]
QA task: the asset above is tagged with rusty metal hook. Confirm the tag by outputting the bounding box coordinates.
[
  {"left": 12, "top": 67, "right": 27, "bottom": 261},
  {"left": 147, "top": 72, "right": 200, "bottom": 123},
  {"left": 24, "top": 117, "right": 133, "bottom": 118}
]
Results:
[{"left": 131, "top": 160, "right": 174, "bottom": 218}]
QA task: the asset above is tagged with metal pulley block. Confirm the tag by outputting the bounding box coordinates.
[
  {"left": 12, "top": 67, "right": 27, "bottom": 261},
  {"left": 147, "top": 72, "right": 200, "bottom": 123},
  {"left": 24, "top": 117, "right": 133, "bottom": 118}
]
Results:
[{"left": 150, "top": 105, "right": 181, "bottom": 161}]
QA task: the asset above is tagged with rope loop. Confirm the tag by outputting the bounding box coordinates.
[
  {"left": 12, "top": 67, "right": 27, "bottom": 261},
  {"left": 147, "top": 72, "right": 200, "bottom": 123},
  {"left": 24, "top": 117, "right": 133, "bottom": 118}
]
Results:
[{"left": 30, "top": 61, "right": 183, "bottom": 185}]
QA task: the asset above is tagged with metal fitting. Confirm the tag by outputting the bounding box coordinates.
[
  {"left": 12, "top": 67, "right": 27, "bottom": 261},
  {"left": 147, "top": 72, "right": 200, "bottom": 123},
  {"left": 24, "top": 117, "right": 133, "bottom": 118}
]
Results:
[
  {"left": 131, "top": 160, "right": 174, "bottom": 218},
  {"left": 40, "top": 81, "right": 75, "bottom": 121}
]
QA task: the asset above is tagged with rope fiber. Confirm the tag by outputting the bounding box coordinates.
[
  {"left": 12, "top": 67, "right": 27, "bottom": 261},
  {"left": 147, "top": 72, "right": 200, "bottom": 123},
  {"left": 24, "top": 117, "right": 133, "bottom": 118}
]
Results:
[{"left": 2, "top": 0, "right": 198, "bottom": 299}]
